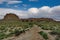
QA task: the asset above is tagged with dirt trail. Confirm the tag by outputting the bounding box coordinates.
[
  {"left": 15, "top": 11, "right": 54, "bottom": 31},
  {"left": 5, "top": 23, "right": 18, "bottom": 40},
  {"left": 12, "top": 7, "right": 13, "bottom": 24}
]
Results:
[{"left": 15, "top": 25, "right": 44, "bottom": 40}]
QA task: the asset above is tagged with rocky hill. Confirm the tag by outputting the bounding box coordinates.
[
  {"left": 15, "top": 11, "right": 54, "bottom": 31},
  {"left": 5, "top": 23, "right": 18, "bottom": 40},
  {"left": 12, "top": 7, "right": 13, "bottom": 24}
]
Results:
[{"left": 3, "top": 13, "right": 20, "bottom": 21}]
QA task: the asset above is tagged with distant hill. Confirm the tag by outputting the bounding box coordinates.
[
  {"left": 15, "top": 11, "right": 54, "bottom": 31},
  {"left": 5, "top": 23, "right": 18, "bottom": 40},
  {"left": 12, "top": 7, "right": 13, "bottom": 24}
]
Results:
[
  {"left": 20, "top": 18, "right": 56, "bottom": 22},
  {"left": 1, "top": 13, "right": 57, "bottom": 22}
]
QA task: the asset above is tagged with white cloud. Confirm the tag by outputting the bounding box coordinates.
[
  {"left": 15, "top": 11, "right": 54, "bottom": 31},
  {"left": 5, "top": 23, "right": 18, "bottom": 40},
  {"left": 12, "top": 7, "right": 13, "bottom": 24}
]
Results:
[
  {"left": 0, "top": 0, "right": 22, "bottom": 4},
  {"left": 38, "top": 6, "right": 51, "bottom": 18},
  {"left": 28, "top": 6, "right": 60, "bottom": 20},
  {"left": 7, "top": 1, "right": 22, "bottom": 4},
  {"left": 39, "top": 6, "right": 50, "bottom": 12},
  {"left": 0, "top": 6, "right": 60, "bottom": 21},
  {"left": 50, "top": 6, "right": 60, "bottom": 14},
  {"left": 28, "top": 8, "right": 39, "bottom": 14}
]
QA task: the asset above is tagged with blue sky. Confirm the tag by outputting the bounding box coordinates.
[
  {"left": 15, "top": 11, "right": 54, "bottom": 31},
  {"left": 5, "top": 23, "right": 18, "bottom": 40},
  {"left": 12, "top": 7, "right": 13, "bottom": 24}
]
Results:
[
  {"left": 0, "top": 0, "right": 60, "bottom": 21},
  {"left": 0, "top": 0, "right": 60, "bottom": 10}
]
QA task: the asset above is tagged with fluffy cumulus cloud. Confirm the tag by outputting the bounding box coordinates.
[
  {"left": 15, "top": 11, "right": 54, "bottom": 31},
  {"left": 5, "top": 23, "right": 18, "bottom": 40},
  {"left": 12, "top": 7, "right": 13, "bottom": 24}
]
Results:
[
  {"left": 0, "top": 0, "right": 22, "bottom": 4},
  {"left": 28, "top": 8, "right": 39, "bottom": 14},
  {"left": 0, "top": 6, "right": 60, "bottom": 21}
]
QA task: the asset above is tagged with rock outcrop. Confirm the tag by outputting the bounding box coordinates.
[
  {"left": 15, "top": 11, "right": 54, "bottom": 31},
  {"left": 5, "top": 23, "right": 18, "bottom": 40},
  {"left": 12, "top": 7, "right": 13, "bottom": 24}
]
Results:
[{"left": 3, "top": 13, "right": 20, "bottom": 21}]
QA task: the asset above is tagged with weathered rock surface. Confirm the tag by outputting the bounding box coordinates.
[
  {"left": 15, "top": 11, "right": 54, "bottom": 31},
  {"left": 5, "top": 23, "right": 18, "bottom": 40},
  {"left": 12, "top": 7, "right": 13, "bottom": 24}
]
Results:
[{"left": 3, "top": 13, "right": 20, "bottom": 21}]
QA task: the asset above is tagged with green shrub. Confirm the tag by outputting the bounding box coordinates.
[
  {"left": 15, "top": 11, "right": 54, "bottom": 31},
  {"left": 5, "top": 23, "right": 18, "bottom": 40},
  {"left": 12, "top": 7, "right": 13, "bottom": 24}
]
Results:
[
  {"left": 0, "top": 26, "right": 5, "bottom": 30},
  {"left": 0, "top": 32, "right": 6, "bottom": 40},
  {"left": 38, "top": 31, "right": 48, "bottom": 40},
  {"left": 13, "top": 29, "right": 25, "bottom": 36},
  {"left": 50, "top": 29, "right": 60, "bottom": 35}
]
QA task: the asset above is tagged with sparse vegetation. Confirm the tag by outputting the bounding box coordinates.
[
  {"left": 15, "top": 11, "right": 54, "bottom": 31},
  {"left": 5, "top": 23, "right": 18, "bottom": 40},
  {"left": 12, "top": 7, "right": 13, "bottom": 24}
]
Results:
[
  {"left": 38, "top": 31, "right": 48, "bottom": 40},
  {"left": 13, "top": 29, "right": 25, "bottom": 36},
  {"left": 50, "top": 29, "right": 60, "bottom": 35},
  {"left": 0, "top": 20, "right": 60, "bottom": 40},
  {"left": 0, "top": 21, "right": 34, "bottom": 40}
]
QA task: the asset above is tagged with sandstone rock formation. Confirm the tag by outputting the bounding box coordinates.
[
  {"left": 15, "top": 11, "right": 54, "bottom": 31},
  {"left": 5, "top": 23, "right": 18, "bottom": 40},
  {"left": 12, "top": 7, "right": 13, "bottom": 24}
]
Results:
[{"left": 3, "top": 13, "right": 20, "bottom": 21}]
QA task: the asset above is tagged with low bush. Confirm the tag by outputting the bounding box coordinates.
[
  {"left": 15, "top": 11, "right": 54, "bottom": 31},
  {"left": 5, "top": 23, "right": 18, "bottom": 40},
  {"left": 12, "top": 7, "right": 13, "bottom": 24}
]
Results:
[
  {"left": 0, "top": 32, "right": 6, "bottom": 40},
  {"left": 50, "top": 29, "right": 60, "bottom": 35},
  {"left": 38, "top": 31, "right": 48, "bottom": 40},
  {"left": 13, "top": 29, "right": 25, "bottom": 36}
]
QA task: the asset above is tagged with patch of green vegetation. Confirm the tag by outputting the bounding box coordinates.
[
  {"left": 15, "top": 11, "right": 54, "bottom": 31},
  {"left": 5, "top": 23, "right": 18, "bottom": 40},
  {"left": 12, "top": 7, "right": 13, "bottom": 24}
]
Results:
[
  {"left": 0, "top": 21, "right": 34, "bottom": 40},
  {"left": 38, "top": 31, "right": 48, "bottom": 40},
  {"left": 50, "top": 29, "right": 60, "bottom": 35},
  {"left": 37, "top": 21, "right": 60, "bottom": 30},
  {"left": 10, "top": 29, "right": 25, "bottom": 36},
  {"left": 0, "top": 32, "right": 7, "bottom": 40}
]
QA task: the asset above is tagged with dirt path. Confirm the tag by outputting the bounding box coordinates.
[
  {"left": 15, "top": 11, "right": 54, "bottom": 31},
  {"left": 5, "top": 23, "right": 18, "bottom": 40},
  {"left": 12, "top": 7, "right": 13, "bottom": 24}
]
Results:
[{"left": 14, "top": 25, "right": 44, "bottom": 40}]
